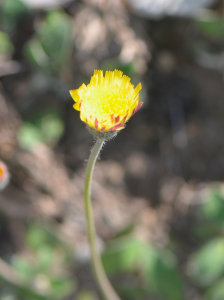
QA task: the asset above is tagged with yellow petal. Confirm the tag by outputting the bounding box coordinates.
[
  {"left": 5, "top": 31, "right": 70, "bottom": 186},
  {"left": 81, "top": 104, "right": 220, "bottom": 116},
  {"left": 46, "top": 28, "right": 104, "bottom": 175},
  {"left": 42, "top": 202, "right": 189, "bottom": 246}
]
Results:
[{"left": 73, "top": 102, "right": 81, "bottom": 111}]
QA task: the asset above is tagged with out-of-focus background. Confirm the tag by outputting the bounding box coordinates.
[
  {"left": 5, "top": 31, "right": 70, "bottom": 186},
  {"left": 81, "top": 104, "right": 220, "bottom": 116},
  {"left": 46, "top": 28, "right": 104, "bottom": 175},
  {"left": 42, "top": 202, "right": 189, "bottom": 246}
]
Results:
[{"left": 0, "top": 0, "right": 224, "bottom": 299}]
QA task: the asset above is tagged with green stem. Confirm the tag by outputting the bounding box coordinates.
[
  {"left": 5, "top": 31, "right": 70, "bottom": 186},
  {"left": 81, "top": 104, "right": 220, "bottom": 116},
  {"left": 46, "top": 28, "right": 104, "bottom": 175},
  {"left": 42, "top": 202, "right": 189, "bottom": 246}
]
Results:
[{"left": 84, "top": 138, "right": 121, "bottom": 300}]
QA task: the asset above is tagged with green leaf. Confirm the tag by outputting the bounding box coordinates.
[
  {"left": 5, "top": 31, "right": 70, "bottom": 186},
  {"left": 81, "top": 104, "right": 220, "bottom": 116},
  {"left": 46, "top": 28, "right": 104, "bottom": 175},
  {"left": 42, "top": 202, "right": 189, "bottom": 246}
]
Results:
[
  {"left": 102, "top": 237, "right": 154, "bottom": 275},
  {"left": 26, "top": 225, "right": 54, "bottom": 250},
  {"left": 24, "top": 10, "right": 71, "bottom": 73},
  {"left": 17, "top": 123, "right": 42, "bottom": 150},
  {"left": 50, "top": 278, "right": 73, "bottom": 299},
  {"left": 192, "top": 222, "right": 222, "bottom": 240},
  {"left": 24, "top": 39, "right": 50, "bottom": 70},
  {"left": 17, "top": 109, "right": 64, "bottom": 149},
  {"left": 146, "top": 250, "right": 184, "bottom": 300},
  {"left": 36, "top": 246, "right": 53, "bottom": 271},
  {"left": 0, "top": 30, "right": 13, "bottom": 54},
  {"left": 202, "top": 191, "right": 224, "bottom": 225},
  {"left": 102, "top": 236, "right": 184, "bottom": 300},
  {"left": 1, "top": 0, "right": 29, "bottom": 30},
  {"left": 187, "top": 238, "right": 224, "bottom": 286},
  {"left": 12, "top": 255, "right": 35, "bottom": 280},
  {"left": 40, "top": 111, "right": 64, "bottom": 145},
  {"left": 39, "top": 11, "right": 71, "bottom": 63},
  {"left": 205, "top": 278, "right": 224, "bottom": 300},
  {"left": 196, "top": 15, "right": 224, "bottom": 40}
]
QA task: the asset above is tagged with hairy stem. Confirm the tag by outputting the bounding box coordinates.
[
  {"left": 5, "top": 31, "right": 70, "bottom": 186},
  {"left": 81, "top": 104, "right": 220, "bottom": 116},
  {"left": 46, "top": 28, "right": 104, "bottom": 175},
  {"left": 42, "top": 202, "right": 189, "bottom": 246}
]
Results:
[{"left": 84, "top": 138, "right": 121, "bottom": 300}]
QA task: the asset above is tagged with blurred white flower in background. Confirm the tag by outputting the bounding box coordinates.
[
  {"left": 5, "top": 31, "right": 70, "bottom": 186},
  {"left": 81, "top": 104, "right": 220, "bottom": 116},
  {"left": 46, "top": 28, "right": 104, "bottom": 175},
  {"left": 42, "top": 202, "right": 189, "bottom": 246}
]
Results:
[
  {"left": 21, "top": 0, "right": 71, "bottom": 9},
  {"left": 129, "top": 0, "right": 217, "bottom": 19}
]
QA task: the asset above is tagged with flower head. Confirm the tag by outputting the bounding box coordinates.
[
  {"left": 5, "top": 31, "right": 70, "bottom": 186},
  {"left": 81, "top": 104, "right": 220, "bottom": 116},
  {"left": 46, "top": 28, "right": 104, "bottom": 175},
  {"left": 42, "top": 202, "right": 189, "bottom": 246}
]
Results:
[
  {"left": 0, "top": 161, "right": 10, "bottom": 191},
  {"left": 70, "top": 70, "right": 142, "bottom": 134}
]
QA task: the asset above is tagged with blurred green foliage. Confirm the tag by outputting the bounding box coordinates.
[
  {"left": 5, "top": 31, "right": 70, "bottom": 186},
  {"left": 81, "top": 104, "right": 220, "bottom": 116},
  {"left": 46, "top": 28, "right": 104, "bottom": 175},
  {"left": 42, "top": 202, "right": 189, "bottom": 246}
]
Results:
[
  {"left": 205, "top": 278, "right": 224, "bottom": 300},
  {"left": 101, "top": 61, "right": 135, "bottom": 79},
  {"left": 102, "top": 236, "right": 184, "bottom": 300},
  {"left": 186, "top": 187, "right": 224, "bottom": 300},
  {"left": 18, "top": 108, "right": 64, "bottom": 149},
  {"left": 194, "top": 11, "right": 224, "bottom": 72},
  {"left": 24, "top": 10, "right": 72, "bottom": 74},
  {"left": 0, "top": 0, "right": 29, "bottom": 31},
  {"left": 0, "top": 30, "right": 13, "bottom": 54},
  {"left": 77, "top": 290, "right": 99, "bottom": 300},
  {"left": 11, "top": 224, "right": 74, "bottom": 300},
  {"left": 202, "top": 191, "right": 224, "bottom": 225},
  {"left": 196, "top": 16, "right": 224, "bottom": 41},
  {"left": 187, "top": 237, "right": 224, "bottom": 286}
]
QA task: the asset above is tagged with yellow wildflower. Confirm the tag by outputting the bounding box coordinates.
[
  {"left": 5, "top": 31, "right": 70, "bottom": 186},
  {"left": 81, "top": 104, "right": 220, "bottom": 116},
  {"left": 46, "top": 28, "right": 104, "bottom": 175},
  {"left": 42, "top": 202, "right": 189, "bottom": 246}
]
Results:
[{"left": 70, "top": 70, "right": 142, "bottom": 132}]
